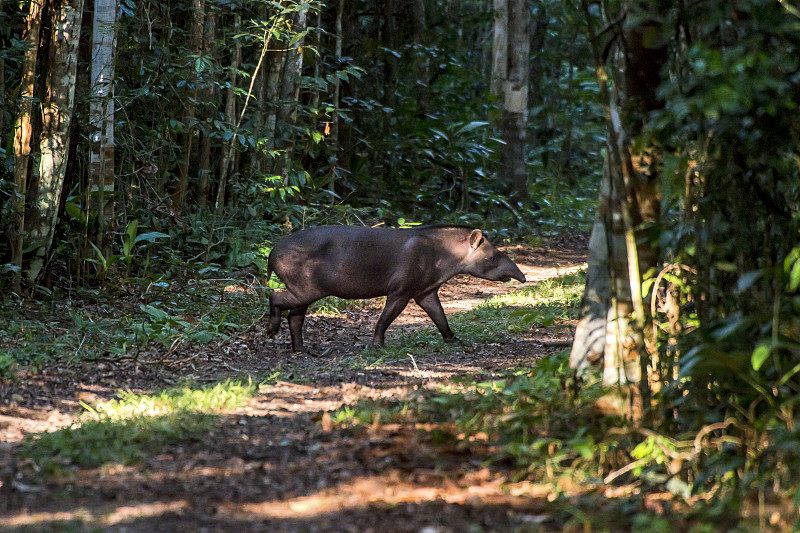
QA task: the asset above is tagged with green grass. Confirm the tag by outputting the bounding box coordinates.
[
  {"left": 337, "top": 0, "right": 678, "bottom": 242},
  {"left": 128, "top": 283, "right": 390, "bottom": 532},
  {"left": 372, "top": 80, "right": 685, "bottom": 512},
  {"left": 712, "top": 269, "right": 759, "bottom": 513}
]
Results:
[{"left": 21, "top": 380, "right": 257, "bottom": 476}]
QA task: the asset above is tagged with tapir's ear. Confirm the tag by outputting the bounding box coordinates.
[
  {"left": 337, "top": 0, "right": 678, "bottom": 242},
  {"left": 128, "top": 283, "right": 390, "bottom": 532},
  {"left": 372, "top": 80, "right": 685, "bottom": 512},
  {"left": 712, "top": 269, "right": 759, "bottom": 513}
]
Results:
[{"left": 469, "top": 229, "right": 484, "bottom": 249}]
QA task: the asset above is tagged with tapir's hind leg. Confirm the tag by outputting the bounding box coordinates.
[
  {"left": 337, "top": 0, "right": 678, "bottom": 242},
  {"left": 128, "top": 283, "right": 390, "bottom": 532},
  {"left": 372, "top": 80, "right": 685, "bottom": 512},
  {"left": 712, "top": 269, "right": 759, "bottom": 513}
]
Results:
[
  {"left": 288, "top": 305, "right": 308, "bottom": 352},
  {"left": 267, "top": 289, "right": 323, "bottom": 351}
]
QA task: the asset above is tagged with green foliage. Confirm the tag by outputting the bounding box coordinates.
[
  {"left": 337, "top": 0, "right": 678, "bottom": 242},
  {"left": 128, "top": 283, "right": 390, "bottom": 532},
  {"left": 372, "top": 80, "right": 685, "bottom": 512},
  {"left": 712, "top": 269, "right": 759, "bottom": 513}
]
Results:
[{"left": 21, "top": 380, "right": 256, "bottom": 475}]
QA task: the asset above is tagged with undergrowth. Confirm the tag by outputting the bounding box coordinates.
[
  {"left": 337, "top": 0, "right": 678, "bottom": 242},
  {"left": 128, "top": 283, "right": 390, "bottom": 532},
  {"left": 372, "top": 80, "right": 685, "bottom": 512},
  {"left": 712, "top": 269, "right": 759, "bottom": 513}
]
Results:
[{"left": 0, "top": 278, "right": 270, "bottom": 378}]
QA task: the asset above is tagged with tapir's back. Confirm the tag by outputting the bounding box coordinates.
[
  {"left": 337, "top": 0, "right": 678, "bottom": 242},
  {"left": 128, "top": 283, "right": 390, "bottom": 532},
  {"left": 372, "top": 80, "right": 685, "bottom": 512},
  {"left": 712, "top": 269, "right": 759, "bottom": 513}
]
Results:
[{"left": 268, "top": 225, "right": 423, "bottom": 300}]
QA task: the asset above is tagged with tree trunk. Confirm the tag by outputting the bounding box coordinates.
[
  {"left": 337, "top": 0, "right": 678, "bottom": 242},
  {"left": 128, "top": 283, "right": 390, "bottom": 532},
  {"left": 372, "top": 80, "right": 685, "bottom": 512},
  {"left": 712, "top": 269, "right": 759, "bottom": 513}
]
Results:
[
  {"left": 25, "top": 0, "right": 85, "bottom": 285},
  {"left": 248, "top": 5, "right": 266, "bottom": 179},
  {"left": 196, "top": 4, "right": 217, "bottom": 209},
  {"left": 570, "top": 161, "right": 611, "bottom": 373},
  {"left": 89, "top": 0, "right": 119, "bottom": 256},
  {"left": 502, "top": 0, "right": 530, "bottom": 202},
  {"left": 489, "top": 0, "right": 507, "bottom": 130},
  {"left": 327, "top": 0, "right": 345, "bottom": 198},
  {"left": 572, "top": 0, "right": 667, "bottom": 417},
  {"left": 214, "top": 13, "right": 241, "bottom": 220},
  {"left": 275, "top": 3, "right": 307, "bottom": 182},
  {"left": 172, "top": 0, "right": 205, "bottom": 216},
  {"left": 10, "top": 0, "right": 44, "bottom": 294}
]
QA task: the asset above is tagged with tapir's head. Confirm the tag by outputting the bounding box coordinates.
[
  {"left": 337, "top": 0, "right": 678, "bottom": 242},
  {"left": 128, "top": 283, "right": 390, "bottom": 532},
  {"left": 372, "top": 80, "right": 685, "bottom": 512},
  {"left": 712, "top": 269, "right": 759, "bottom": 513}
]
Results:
[{"left": 463, "top": 229, "right": 526, "bottom": 283}]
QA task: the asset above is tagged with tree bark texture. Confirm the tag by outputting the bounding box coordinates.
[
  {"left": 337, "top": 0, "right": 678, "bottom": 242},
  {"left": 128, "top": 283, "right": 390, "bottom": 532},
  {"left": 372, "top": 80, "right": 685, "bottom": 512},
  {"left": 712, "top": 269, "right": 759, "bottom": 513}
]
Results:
[
  {"left": 10, "top": 0, "right": 44, "bottom": 293},
  {"left": 502, "top": 0, "right": 530, "bottom": 202},
  {"left": 275, "top": 3, "right": 307, "bottom": 182},
  {"left": 196, "top": 6, "right": 217, "bottom": 209},
  {"left": 489, "top": 0, "right": 507, "bottom": 130},
  {"left": 26, "top": 0, "right": 85, "bottom": 284},
  {"left": 89, "top": 0, "right": 119, "bottom": 254}
]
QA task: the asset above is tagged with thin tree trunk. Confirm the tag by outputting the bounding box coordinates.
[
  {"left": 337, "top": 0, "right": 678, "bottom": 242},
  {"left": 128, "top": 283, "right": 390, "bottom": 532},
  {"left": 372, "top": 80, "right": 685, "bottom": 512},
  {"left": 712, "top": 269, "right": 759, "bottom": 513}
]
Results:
[
  {"left": 26, "top": 0, "right": 85, "bottom": 284},
  {"left": 214, "top": 13, "right": 241, "bottom": 220},
  {"left": 264, "top": 46, "right": 284, "bottom": 172},
  {"left": 380, "top": 0, "right": 395, "bottom": 135},
  {"left": 502, "top": 0, "right": 530, "bottom": 202},
  {"left": 196, "top": 4, "right": 217, "bottom": 209},
  {"left": 89, "top": 0, "right": 119, "bottom": 255},
  {"left": 172, "top": 0, "right": 205, "bottom": 216},
  {"left": 0, "top": 55, "right": 5, "bottom": 142},
  {"left": 328, "top": 0, "right": 344, "bottom": 198},
  {"left": 249, "top": 6, "right": 266, "bottom": 179},
  {"left": 10, "top": 0, "right": 44, "bottom": 294}
]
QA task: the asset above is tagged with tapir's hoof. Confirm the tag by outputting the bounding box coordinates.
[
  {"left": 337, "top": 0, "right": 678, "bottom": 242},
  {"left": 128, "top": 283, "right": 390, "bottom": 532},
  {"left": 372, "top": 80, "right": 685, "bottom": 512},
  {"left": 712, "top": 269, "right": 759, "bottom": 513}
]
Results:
[
  {"left": 447, "top": 336, "right": 474, "bottom": 352},
  {"left": 265, "top": 327, "right": 280, "bottom": 338}
]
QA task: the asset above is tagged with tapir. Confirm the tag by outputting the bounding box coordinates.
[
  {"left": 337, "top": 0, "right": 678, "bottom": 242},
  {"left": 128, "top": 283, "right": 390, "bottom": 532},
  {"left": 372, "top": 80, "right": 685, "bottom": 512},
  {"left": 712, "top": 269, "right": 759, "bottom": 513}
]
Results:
[{"left": 265, "top": 225, "right": 526, "bottom": 351}]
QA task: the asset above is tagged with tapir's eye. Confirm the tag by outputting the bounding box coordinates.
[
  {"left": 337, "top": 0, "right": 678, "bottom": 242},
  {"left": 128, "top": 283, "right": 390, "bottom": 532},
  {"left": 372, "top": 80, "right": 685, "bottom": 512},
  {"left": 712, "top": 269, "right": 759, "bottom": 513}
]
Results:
[{"left": 490, "top": 255, "right": 498, "bottom": 264}]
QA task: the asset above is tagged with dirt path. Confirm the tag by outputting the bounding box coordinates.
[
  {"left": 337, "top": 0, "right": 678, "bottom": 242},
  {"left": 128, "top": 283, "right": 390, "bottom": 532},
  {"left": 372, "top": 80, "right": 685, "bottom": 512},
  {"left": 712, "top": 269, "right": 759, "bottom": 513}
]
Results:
[{"left": 0, "top": 235, "right": 587, "bottom": 532}]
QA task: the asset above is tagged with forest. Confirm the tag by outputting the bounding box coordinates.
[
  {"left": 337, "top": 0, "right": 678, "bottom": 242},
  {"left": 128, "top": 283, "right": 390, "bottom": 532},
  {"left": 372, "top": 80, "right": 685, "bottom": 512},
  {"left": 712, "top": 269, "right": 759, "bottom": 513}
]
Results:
[{"left": 1, "top": 0, "right": 800, "bottom": 530}]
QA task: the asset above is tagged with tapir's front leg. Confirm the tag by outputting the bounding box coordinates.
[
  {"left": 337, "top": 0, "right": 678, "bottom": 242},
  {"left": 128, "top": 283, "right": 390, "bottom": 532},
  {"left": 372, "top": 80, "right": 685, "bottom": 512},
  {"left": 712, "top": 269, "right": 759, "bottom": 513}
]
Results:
[
  {"left": 414, "top": 290, "right": 458, "bottom": 343},
  {"left": 373, "top": 294, "right": 411, "bottom": 346}
]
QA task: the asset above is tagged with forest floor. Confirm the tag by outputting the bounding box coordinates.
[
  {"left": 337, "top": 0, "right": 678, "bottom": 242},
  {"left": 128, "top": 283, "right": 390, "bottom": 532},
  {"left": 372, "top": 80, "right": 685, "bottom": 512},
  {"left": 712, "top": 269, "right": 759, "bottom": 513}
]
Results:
[{"left": 0, "top": 235, "right": 590, "bottom": 532}]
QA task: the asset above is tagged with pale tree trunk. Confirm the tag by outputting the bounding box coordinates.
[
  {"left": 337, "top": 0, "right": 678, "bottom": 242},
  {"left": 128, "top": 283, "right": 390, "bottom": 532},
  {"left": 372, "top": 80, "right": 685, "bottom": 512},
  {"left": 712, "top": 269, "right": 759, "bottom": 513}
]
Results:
[
  {"left": 172, "top": 0, "right": 205, "bottom": 216},
  {"left": 489, "top": 0, "right": 507, "bottom": 130},
  {"left": 570, "top": 160, "right": 611, "bottom": 373},
  {"left": 276, "top": 2, "right": 307, "bottom": 182},
  {"left": 380, "top": 0, "right": 395, "bottom": 139},
  {"left": 89, "top": 0, "right": 119, "bottom": 255},
  {"left": 411, "top": 0, "right": 428, "bottom": 105},
  {"left": 502, "top": 0, "right": 529, "bottom": 202},
  {"left": 10, "top": 0, "right": 44, "bottom": 294},
  {"left": 26, "top": 0, "right": 85, "bottom": 285}
]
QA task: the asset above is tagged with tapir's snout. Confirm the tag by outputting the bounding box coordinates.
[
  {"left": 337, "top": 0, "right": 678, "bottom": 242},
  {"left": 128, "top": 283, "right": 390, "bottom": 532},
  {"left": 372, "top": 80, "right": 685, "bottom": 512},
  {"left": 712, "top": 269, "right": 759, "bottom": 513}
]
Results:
[
  {"left": 498, "top": 261, "right": 526, "bottom": 283},
  {"left": 507, "top": 268, "right": 526, "bottom": 283}
]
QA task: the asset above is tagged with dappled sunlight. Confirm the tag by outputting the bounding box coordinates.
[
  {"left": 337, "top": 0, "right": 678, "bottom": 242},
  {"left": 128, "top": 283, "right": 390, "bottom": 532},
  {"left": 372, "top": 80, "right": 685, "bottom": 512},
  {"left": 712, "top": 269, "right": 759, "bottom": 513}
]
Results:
[
  {"left": 215, "top": 470, "right": 515, "bottom": 520},
  {"left": 0, "top": 500, "right": 189, "bottom": 529}
]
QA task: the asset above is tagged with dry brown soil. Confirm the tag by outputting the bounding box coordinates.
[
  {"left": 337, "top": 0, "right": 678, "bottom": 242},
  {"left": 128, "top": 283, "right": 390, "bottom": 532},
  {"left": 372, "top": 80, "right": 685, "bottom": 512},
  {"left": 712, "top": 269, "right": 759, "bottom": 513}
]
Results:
[{"left": 0, "top": 234, "right": 588, "bottom": 532}]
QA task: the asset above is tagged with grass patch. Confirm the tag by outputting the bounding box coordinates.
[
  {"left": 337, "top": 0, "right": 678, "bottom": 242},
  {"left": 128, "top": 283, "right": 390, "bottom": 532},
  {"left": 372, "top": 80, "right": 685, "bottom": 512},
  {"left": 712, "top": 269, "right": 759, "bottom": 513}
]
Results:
[{"left": 21, "top": 379, "right": 256, "bottom": 476}]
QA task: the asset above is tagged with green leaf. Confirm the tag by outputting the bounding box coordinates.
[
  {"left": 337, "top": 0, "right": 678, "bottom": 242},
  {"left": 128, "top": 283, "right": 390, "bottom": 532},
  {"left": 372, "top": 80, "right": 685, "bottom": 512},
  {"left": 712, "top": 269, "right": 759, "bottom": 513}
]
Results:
[
  {"left": 790, "top": 260, "right": 800, "bottom": 292},
  {"left": 751, "top": 341, "right": 771, "bottom": 371},
  {"left": 736, "top": 270, "right": 762, "bottom": 293},
  {"left": 135, "top": 232, "right": 171, "bottom": 244},
  {"left": 454, "top": 121, "right": 488, "bottom": 136}
]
